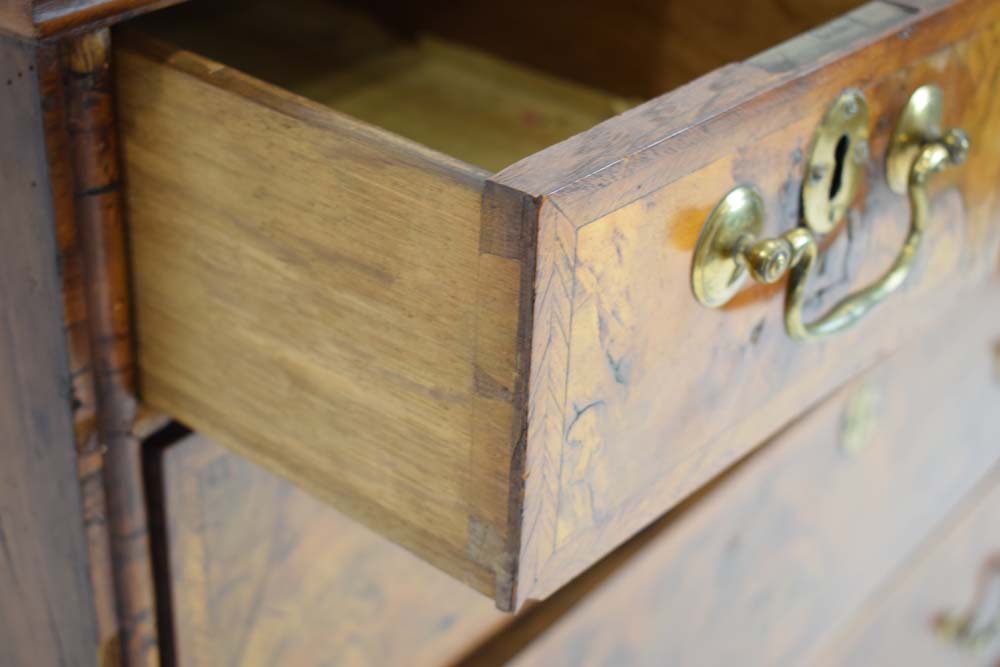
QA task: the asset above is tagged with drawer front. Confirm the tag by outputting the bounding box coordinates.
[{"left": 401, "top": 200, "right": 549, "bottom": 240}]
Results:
[
  {"left": 503, "top": 0, "right": 1000, "bottom": 602},
  {"left": 120, "top": 0, "right": 1000, "bottom": 609},
  {"left": 153, "top": 432, "right": 507, "bottom": 667},
  {"left": 493, "top": 291, "right": 1000, "bottom": 666},
  {"left": 822, "top": 469, "right": 1000, "bottom": 666}
]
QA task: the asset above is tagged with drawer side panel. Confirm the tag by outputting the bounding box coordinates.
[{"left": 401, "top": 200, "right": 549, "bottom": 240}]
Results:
[{"left": 118, "top": 41, "right": 524, "bottom": 599}]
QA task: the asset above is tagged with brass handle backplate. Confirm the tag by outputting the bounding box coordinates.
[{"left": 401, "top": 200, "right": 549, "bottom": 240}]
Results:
[{"left": 690, "top": 85, "right": 970, "bottom": 341}]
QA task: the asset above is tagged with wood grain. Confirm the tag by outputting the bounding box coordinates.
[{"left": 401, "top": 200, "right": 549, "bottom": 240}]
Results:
[
  {"left": 348, "top": 0, "right": 869, "bottom": 99},
  {"left": 821, "top": 466, "right": 1000, "bottom": 666},
  {"left": 37, "top": 36, "right": 123, "bottom": 665},
  {"left": 464, "top": 287, "right": 1000, "bottom": 667},
  {"left": 117, "top": 37, "right": 529, "bottom": 604},
  {"left": 0, "top": 32, "right": 100, "bottom": 667},
  {"left": 503, "top": 0, "right": 1000, "bottom": 604},
  {"left": 129, "top": 0, "right": 634, "bottom": 172},
  {"left": 153, "top": 430, "right": 510, "bottom": 667},
  {"left": 64, "top": 28, "right": 159, "bottom": 666},
  {"left": 40, "top": 35, "right": 96, "bottom": 459},
  {"left": 0, "top": 0, "right": 187, "bottom": 38}
]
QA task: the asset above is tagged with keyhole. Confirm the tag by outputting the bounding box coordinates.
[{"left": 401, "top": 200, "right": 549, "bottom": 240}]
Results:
[{"left": 829, "top": 134, "right": 850, "bottom": 200}]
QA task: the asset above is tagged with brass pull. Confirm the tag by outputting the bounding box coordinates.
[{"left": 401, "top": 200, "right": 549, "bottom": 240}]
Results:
[
  {"left": 691, "top": 85, "right": 970, "bottom": 341},
  {"left": 934, "top": 556, "right": 1000, "bottom": 651}
]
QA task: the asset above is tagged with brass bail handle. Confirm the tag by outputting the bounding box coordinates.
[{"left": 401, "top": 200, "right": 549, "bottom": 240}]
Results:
[
  {"left": 934, "top": 556, "right": 1000, "bottom": 651},
  {"left": 690, "top": 85, "right": 970, "bottom": 341}
]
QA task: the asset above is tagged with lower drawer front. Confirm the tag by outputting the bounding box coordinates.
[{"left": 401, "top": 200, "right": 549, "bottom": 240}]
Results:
[
  {"left": 498, "top": 292, "right": 1000, "bottom": 667},
  {"left": 822, "top": 469, "right": 1000, "bottom": 667},
  {"left": 156, "top": 291, "right": 999, "bottom": 666},
  {"left": 154, "top": 433, "right": 507, "bottom": 667}
]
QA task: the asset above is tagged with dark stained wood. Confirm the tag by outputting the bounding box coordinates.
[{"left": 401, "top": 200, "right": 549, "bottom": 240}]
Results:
[
  {"left": 460, "top": 287, "right": 1000, "bottom": 667},
  {"left": 37, "top": 37, "right": 121, "bottom": 663},
  {"left": 19, "top": 25, "right": 161, "bottom": 666},
  {"left": 155, "top": 431, "right": 510, "bottom": 667},
  {"left": 127, "top": 0, "right": 634, "bottom": 172},
  {"left": 0, "top": 31, "right": 100, "bottom": 667},
  {"left": 499, "top": 0, "right": 1000, "bottom": 605},
  {"left": 0, "top": 0, "right": 188, "bottom": 39},
  {"left": 63, "top": 27, "right": 158, "bottom": 666},
  {"left": 497, "top": 0, "right": 999, "bottom": 214},
  {"left": 348, "top": 0, "right": 869, "bottom": 98},
  {"left": 39, "top": 34, "right": 96, "bottom": 453}
]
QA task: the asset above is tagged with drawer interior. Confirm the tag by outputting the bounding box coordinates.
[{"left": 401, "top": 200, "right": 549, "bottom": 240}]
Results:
[
  {"left": 118, "top": 0, "right": 937, "bottom": 612},
  {"left": 130, "top": 0, "right": 866, "bottom": 171}
]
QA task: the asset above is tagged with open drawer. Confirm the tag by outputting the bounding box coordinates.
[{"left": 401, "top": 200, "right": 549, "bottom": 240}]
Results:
[{"left": 117, "top": 0, "right": 1000, "bottom": 609}]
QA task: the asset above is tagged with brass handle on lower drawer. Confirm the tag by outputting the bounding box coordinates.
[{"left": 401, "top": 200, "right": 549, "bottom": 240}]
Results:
[
  {"left": 691, "top": 85, "right": 970, "bottom": 341},
  {"left": 934, "top": 556, "right": 1000, "bottom": 651}
]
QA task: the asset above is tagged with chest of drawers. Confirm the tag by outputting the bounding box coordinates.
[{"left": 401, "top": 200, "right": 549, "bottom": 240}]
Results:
[{"left": 1, "top": 0, "right": 998, "bottom": 665}]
